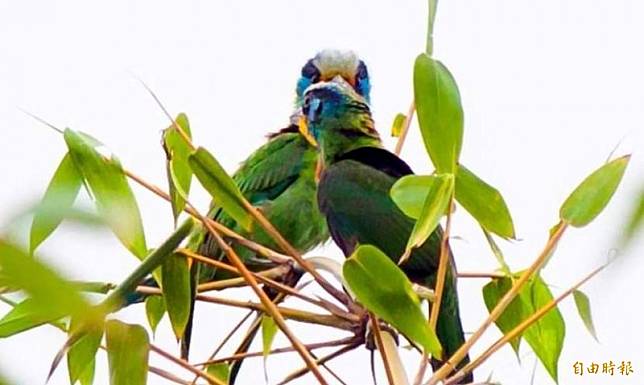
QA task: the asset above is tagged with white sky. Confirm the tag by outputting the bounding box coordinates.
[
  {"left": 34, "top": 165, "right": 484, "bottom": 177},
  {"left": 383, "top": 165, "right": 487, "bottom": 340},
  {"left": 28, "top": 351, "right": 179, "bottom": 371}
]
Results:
[{"left": 1, "top": 1, "right": 643, "bottom": 384}]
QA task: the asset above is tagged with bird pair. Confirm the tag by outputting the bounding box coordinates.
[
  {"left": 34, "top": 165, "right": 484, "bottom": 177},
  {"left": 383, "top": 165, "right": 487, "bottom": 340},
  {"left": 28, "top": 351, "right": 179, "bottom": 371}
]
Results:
[{"left": 195, "top": 49, "right": 472, "bottom": 384}]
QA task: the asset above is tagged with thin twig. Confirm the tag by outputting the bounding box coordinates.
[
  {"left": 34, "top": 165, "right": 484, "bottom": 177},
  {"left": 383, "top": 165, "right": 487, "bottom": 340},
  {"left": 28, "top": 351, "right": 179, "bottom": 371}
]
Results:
[
  {"left": 198, "top": 336, "right": 359, "bottom": 366},
  {"left": 371, "top": 314, "right": 397, "bottom": 385},
  {"left": 276, "top": 343, "right": 361, "bottom": 385},
  {"left": 149, "top": 366, "right": 193, "bottom": 385},
  {"left": 456, "top": 272, "right": 506, "bottom": 279},
  {"left": 394, "top": 101, "right": 416, "bottom": 155},
  {"left": 150, "top": 344, "right": 225, "bottom": 385},
  {"left": 443, "top": 262, "right": 607, "bottom": 385},
  {"left": 426, "top": 221, "right": 568, "bottom": 385}
]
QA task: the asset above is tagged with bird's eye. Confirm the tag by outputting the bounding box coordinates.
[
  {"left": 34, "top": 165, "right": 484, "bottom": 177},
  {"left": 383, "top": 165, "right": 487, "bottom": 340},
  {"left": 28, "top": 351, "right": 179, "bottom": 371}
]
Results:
[
  {"left": 355, "top": 61, "right": 368, "bottom": 84},
  {"left": 301, "top": 60, "right": 321, "bottom": 83},
  {"left": 302, "top": 97, "right": 311, "bottom": 116}
]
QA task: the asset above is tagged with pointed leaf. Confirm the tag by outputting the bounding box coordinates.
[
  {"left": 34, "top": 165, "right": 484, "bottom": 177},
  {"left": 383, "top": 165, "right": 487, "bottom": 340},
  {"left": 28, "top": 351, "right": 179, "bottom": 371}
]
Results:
[
  {"left": 455, "top": 165, "right": 515, "bottom": 239},
  {"left": 106, "top": 320, "right": 149, "bottom": 385},
  {"left": 144, "top": 296, "right": 166, "bottom": 336},
  {"left": 482, "top": 277, "right": 524, "bottom": 355},
  {"left": 63, "top": 129, "right": 147, "bottom": 258},
  {"left": 560, "top": 155, "right": 630, "bottom": 227},
  {"left": 68, "top": 318, "right": 103, "bottom": 385},
  {"left": 0, "top": 298, "right": 65, "bottom": 337},
  {"left": 188, "top": 147, "right": 252, "bottom": 231},
  {"left": 343, "top": 245, "right": 441, "bottom": 357},
  {"left": 414, "top": 54, "right": 463, "bottom": 173},
  {"left": 623, "top": 187, "right": 644, "bottom": 245},
  {"left": 205, "top": 363, "right": 230, "bottom": 384},
  {"left": 390, "top": 175, "right": 434, "bottom": 219},
  {"left": 405, "top": 174, "right": 454, "bottom": 255},
  {"left": 30, "top": 153, "right": 83, "bottom": 254},
  {"left": 161, "top": 253, "right": 191, "bottom": 339},
  {"left": 163, "top": 113, "right": 193, "bottom": 224},
  {"left": 261, "top": 315, "right": 278, "bottom": 357},
  {"left": 572, "top": 290, "right": 598, "bottom": 341},
  {"left": 390, "top": 113, "right": 406, "bottom": 137},
  {"left": 0, "top": 241, "right": 92, "bottom": 323}
]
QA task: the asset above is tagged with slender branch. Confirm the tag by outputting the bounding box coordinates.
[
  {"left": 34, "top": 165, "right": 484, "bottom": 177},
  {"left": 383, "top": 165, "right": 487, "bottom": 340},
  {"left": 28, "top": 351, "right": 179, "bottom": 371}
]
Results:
[
  {"left": 150, "top": 344, "right": 224, "bottom": 385},
  {"left": 198, "top": 336, "right": 359, "bottom": 366},
  {"left": 457, "top": 272, "right": 506, "bottom": 279},
  {"left": 370, "top": 314, "right": 407, "bottom": 385},
  {"left": 426, "top": 221, "right": 568, "bottom": 385},
  {"left": 426, "top": 0, "right": 438, "bottom": 56},
  {"left": 276, "top": 343, "right": 361, "bottom": 385},
  {"left": 394, "top": 101, "right": 416, "bottom": 155},
  {"left": 443, "top": 262, "right": 607, "bottom": 385},
  {"left": 149, "top": 366, "right": 192, "bottom": 385}
]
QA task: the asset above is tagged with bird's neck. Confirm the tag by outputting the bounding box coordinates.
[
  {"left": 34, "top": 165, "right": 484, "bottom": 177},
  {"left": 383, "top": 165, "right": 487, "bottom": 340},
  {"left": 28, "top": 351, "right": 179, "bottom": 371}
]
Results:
[{"left": 319, "top": 130, "right": 382, "bottom": 166}]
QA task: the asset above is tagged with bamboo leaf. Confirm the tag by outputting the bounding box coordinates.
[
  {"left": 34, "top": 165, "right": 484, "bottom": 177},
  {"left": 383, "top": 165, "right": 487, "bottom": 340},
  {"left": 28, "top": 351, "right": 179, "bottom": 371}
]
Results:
[
  {"left": 414, "top": 54, "right": 463, "bottom": 173},
  {"left": 405, "top": 174, "right": 454, "bottom": 258},
  {"left": 163, "top": 113, "right": 193, "bottom": 224},
  {"left": 572, "top": 290, "right": 598, "bottom": 341},
  {"left": 455, "top": 165, "right": 515, "bottom": 239},
  {"left": 30, "top": 153, "right": 83, "bottom": 254},
  {"left": 0, "top": 241, "right": 93, "bottom": 323},
  {"left": 343, "top": 245, "right": 441, "bottom": 357},
  {"left": 0, "top": 298, "right": 65, "bottom": 337},
  {"left": 390, "top": 175, "right": 434, "bottom": 219},
  {"left": 623, "top": 187, "right": 644, "bottom": 245},
  {"left": 560, "top": 155, "right": 630, "bottom": 227},
  {"left": 144, "top": 296, "right": 166, "bottom": 336},
  {"left": 261, "top": 315, "right": 278, "bottom": 358},
  {"left": 390, "top": 113, "right": 406, "bottom": 137},
  {"left": 189, "top": 147, "right": 253, "bottom": 231},
  {"left": 106, "top": 320, "right": 149, "bottom": 385},
  {"left": 161, "top": 253, "right": 191, "bottom": 339},
  {"left": 63, "top": 129, "right": 147, "bottom": 258},
  {"left": 482, "top": 277, "right": 524, "bottom": 356},
  {"left": 205, "top": 363, "right": 230, "bottom": 384},
  {"left": 67, "top": 318, "right": 102, "bottom": 385}
]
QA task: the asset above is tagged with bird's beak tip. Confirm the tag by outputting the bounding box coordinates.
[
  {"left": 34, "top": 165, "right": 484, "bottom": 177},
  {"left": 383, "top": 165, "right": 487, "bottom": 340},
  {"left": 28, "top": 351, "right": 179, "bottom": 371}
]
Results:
[{"left": 298, "top": 116, "right": 318, "bottom": 148}]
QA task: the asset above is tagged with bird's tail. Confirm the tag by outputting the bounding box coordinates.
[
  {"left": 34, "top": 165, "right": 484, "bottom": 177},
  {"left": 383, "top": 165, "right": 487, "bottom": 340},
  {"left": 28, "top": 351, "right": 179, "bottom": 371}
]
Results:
[{"left": 430, "top": 273, "right": 473, "bottom": 384}]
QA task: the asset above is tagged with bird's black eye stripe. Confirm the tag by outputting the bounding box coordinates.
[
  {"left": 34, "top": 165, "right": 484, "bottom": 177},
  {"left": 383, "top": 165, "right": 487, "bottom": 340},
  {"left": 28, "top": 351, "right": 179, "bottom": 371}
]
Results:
[
  {"left": 301, "top": 59, "right": 321, "bottom": 82},
  {"left": 356, "top": 60, "right": 369, "bottom": 81}
]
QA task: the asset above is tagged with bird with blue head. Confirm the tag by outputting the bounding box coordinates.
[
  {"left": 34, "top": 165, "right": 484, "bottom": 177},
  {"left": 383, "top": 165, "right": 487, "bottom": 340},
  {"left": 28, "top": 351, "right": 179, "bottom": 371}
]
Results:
[{"left": 299, "top": 76, "right": 473, "bottom": 383}]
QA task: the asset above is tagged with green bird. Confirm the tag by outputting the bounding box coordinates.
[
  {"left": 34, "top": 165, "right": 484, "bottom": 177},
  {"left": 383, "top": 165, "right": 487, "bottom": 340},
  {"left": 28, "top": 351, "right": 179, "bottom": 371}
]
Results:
[
  {"left": 185, "top": 50, "right": 372, "bottom": 376},
  {"left": 299, "top": 78, "right": 472, "bottom": 383}
]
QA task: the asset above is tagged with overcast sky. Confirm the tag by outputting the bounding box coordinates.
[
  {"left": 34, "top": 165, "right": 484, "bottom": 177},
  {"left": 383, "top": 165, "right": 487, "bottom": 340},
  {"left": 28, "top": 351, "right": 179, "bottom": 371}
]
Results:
[{"left": 1, "top": 1, "right": 643, "bottom": 384}]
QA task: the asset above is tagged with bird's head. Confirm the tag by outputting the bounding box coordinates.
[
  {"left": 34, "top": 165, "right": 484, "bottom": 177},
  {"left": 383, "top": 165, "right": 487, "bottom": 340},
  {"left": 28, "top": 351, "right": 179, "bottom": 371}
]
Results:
[
  {"left": 298, "top": 77, "right": 379, "bottom": 161},
  {"left": 295, "top": 49, "right": 371, "bottom": 104}
]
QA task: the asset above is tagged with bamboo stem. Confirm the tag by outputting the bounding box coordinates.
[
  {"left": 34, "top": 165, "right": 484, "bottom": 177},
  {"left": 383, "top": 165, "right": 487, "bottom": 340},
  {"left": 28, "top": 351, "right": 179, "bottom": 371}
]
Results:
[
  {"left": 426, "top": 221, "right": 568, "bottom": 385},
  {"left": 394, "top": 101, "right": 416, "bottom": 155},
  {"left": 150, "top": 344, "right": 224, "bottom": 385},
  {"left": 276, "top": 343, "right": 361, "bottom": 385}
]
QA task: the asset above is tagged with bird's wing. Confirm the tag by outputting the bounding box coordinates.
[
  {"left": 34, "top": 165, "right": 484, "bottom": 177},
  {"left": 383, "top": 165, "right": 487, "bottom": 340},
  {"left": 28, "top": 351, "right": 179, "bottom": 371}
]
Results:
[{"left": 318, "top": 147, "right": 442, "bottom": 275}]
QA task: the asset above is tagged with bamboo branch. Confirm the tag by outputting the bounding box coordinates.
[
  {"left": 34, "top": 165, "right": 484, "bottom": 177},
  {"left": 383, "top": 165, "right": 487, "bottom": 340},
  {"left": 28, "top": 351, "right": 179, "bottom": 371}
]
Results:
[
  {"left": 150, "top": 344, "right": 224, "bottom": 385},
  {"left": 394, "top": 101, "right": 416, "bottom": 155},
  {"left": 456, "top": 272, "right": 507, "bottom": 279},
  {"left": 198, "top": 336, "right": 359, "bottom": 366},
  {"left": 149, "top": 366, "right": 192, "bottom": 385},
  {"left": 426, "top": 221, "right": 568, "bottom": 385},
  {"left": 443, "top": 263, "right": 607, "bottom": 385},
  {"left": 276, "top": 343, "right": 361, "bottom": 385}
]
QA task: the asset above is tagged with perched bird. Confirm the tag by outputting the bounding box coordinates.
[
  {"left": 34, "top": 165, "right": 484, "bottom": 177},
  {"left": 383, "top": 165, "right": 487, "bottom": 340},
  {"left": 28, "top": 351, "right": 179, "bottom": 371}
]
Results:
[
  {"left": 299, "top": 78, "right": 473, "bottom": 383},
  {"left": 186, "top": 50, "right": 372, "bottom": 379}
]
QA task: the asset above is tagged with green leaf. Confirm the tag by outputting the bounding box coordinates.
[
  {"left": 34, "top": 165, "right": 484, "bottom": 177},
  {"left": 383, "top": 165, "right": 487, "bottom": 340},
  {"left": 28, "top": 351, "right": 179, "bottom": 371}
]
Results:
[
  {"left": 482, "top": 277, "right": 524, "bottom": 355},
  {"left": 163, "top": 113, "right": 193, "bottom": 224},
  {"left": 455, "top": 165, "right": 515, "bottom": 239},
  {"left": 0, "top": 241, "right": 93, "bottom": 323},
  {"left": 30, "top": 152, "right": 83, "bottom": 254},
  {"left": 63, "top": 129, "right": 147, "bottom": 258},
  {"left": 343, "top": 245, "right": 441, "bottom": 357},
  {"left": 414, "top": 54, "right": 463, "bottom": 173},
  {"left": 106, "top": 320, "right": 149, "bottom": 385},
  {"left": 560, "top": 155, "right": 630, "bottom": 227},
  {"left": 68, "top": 318, "right": 103, "bottom": 385},
  {"left": 483, "top": 275, "right": 565, "bottom": 382},
  {"left": 390, "top": 113, "right": 406, "bottom": 137},
  {"left": 188, "top": 147, "right": 253, "bottom": 231},
  {"left": 405, "top": 174, "right": 454, "bottom": 257},
  {"left": 261, "top": 315, "right": 278, "bottom": 357},
  {"left": 0, "top": 298, "right": 65, "bottom": 337},
  {"left": 205, "top": 363, "right": 230, "bottom": 384},
  {"left": 572, "top": 290, "right": 598, "bottom": 341},
  {"left": 144, "top": 296, "right": 166, "bottom": 336},
  {"left": 161, "top": 253, "right": 191, "bottom": 339},
  {"left": 390, "top": 175, "right": 435, "bottom": 219},
  {"left": 623, "top": 187, "right": 644, "bottom": 245}
]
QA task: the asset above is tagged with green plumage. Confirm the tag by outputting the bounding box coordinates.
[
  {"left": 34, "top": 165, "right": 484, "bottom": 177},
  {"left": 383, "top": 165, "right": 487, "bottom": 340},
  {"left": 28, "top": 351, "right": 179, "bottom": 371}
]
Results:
[{"left": 305, "top": 79, "right": 472, "bottom": 382}]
